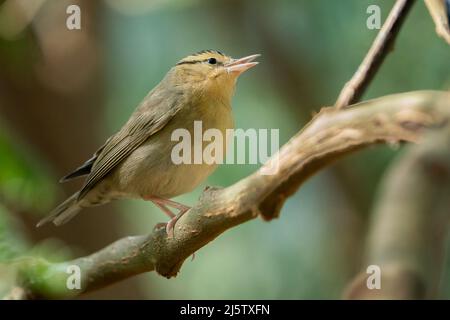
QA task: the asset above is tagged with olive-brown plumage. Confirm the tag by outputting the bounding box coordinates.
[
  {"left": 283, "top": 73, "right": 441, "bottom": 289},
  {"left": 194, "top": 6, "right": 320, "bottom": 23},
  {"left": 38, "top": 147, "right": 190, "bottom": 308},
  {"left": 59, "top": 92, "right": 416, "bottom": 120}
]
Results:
[{"left": 37, "top": 50, "right": 259, "bottom": 234}]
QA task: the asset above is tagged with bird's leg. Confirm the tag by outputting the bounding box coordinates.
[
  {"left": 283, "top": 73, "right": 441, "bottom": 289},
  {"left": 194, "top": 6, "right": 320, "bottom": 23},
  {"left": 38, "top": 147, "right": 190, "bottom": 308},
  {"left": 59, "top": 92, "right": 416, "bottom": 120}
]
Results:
[
  {"left": 145, "top": 196, "right": 191, "bottom": 237},
  {"left": 150, "top": 201, "right": 175, "bottom": 233},
  {"left": 160, "top": 198, "right": 191, "bottom": 237},
  {"left": 155, "top": 198, "right": 191, "bottom": 212},
  {"left": 146, "top": 196, "right": 195, "bottom": 259},
  {"left": 151, "top": 199, "right": 176, "bottom": 218}
]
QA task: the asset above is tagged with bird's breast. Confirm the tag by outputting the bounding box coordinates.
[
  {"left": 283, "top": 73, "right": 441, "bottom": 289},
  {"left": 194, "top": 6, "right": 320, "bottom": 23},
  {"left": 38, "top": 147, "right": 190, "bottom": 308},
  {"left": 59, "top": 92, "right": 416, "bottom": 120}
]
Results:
[{"left": 112, "top": 100, "right": 234, "bottom": 199}]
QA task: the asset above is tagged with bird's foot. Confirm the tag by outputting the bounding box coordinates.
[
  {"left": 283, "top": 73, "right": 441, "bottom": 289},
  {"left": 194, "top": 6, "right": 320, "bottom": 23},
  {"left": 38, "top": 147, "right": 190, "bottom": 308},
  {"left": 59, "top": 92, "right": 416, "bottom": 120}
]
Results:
[
  {"left": 145, "top": 196, "right": 191, "bottom": 238},
  {"left": 165, "top": 205, "right": 191, "bottom": 238}
]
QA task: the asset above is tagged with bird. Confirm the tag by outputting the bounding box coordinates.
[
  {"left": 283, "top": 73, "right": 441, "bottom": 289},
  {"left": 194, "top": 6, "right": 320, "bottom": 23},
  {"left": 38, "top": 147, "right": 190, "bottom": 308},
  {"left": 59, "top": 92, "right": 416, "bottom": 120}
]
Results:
[{"left": 37, "top": 50, "right": 259, "bottom": 236}]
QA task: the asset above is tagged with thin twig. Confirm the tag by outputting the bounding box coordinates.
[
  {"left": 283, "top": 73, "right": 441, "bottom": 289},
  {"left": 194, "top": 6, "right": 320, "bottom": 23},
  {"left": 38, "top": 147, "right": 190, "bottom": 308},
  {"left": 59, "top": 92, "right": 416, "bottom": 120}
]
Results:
[
  {"left": 335, "top": 0, "right": 416, "bottom": 109},
  {"left": 424, "top": 0, "right": 450, "bottom": 44}
]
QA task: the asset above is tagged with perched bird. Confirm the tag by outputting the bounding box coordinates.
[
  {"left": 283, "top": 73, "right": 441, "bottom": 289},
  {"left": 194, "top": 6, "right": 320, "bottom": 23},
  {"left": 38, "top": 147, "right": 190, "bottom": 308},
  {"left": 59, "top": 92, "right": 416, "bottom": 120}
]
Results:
[{"left": 37, "top": 50, "right": 259, "bottom": 235}]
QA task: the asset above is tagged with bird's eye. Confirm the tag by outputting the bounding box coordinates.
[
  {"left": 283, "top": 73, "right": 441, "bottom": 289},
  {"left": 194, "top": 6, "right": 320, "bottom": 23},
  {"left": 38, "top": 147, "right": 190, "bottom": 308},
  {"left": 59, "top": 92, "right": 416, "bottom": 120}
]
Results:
[{"left": 207, "top": 58, "right": 217, "bottom": 65}]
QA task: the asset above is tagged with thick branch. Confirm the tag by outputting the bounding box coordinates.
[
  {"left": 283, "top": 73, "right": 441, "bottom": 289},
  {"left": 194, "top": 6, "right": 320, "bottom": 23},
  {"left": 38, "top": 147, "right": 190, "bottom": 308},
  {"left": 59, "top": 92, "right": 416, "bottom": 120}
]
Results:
[
  {"left": 344, "top": 124, "right": 450, "bottom": 299},
  {"left": 14, "top": 90, "right": 450, "bottom": 299},
  {"left": 335, "top": 0, "right": 415, "bottom": 109}
]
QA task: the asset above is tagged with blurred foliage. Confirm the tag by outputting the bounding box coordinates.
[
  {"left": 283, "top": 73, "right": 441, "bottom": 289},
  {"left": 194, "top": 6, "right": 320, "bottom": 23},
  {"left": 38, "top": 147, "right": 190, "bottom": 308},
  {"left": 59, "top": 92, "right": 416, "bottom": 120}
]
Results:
[
  {"left": 0, "top": 202, "right": 27, "bottom": 297},
  {"left": 0, "top": 204, "right": 28, "bottom": 262},
  {"left": 0, "top": 0, "right": 449, "bottom": 299},
  {"left": 0, "top": 125, "right": 56, "bottom": 214}
]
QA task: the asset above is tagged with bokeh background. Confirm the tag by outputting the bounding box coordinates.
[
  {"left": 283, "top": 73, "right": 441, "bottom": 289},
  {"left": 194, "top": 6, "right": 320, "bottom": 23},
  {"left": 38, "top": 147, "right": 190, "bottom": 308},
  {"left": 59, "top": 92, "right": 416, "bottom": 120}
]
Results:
[{"left": 0, "top": 0, "right": 449, "bottom": 299}]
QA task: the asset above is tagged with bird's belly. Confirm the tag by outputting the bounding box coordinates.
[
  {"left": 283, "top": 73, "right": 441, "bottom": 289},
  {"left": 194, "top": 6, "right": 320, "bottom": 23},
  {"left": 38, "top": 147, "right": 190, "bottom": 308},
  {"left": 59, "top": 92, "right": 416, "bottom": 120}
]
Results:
[
  {"left": 139, "top": 160, "right": 217, "bottom": 198},
  {"left": 116, "top": 139, "right": 221, "bottom": 198},
  {"left": 112, "top": 103, "right": 233, "bottom": 199}
]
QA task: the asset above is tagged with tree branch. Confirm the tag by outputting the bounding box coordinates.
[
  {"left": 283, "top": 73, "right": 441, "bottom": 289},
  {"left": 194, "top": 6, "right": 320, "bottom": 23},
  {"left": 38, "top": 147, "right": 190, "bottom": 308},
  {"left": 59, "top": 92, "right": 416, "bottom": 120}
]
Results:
[
  {"left": 335, "top": 0, "right": 416, "bottom": 109},
  {"left": 13, "top": 90, "right": 450, "bottom": 299},
  {"left": 344, "top": 123, "right": 450, "bottom": 299},
  {"left": 425, "top": 0, "right": 450, "bottom": 45}
]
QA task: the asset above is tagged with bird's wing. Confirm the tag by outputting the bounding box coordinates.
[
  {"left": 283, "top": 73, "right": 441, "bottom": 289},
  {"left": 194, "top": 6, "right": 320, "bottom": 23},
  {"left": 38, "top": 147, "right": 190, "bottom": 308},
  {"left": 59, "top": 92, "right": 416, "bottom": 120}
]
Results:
[
  {"left": 59, "top": 137, "right": 112, "bottom": 183},
  {"left": 77, "top": 95, "right": 183, "bottom": 200}
]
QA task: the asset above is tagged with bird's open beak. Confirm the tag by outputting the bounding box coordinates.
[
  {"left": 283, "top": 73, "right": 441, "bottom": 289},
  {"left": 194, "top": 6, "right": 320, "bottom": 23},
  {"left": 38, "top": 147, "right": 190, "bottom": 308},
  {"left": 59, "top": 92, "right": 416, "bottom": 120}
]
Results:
[{"left": 225, "top": 54, "right": 260, "bottom": 75}]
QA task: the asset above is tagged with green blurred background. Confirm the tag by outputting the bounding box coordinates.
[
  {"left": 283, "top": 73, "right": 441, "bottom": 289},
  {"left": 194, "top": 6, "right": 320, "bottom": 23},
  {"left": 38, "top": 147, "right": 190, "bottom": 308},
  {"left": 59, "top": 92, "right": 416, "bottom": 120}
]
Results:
[{"left": 0, "top": 0, "right": 449, "bottom": 299}]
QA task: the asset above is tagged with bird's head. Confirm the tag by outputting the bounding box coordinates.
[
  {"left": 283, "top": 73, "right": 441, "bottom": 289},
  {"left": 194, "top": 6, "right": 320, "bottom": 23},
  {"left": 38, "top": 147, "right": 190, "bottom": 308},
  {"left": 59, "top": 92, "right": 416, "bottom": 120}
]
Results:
[{"left": 170, "top": 50, "right": 259, "bottom": 101}]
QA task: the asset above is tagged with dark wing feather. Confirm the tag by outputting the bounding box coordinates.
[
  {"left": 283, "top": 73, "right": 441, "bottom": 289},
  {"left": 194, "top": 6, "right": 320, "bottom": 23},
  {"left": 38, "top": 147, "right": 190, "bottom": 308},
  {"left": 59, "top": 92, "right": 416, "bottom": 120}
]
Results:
[
  {"left": 77, "top": 97, "right": 183, "bottom": 200},
  {"left": 59, "top": 159, "right": 94, "bottom": 182},
  {"left": 59, "top": 137, "right": 112, "bottom": 183}
]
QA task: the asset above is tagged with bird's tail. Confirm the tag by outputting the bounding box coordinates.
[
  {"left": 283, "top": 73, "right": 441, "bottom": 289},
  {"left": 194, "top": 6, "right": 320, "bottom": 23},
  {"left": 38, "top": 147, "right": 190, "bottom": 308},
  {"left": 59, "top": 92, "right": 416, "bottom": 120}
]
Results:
[{"left": 37, "top": 192, "right": 82, "bottom": 227}]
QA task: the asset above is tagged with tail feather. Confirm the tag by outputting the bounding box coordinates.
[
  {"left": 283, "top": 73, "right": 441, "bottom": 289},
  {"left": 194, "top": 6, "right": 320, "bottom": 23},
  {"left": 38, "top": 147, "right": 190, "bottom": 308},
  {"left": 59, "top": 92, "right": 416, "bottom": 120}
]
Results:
[{"left": 37, "top": 192, "right": 82, "bottom": 227}]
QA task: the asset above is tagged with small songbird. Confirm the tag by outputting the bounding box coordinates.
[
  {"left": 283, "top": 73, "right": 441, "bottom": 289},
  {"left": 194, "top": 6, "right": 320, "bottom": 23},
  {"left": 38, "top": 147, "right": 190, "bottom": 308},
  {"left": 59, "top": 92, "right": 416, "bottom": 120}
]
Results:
[{"left": 37, "top": 50, "right": 259, "bottom": 235}]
